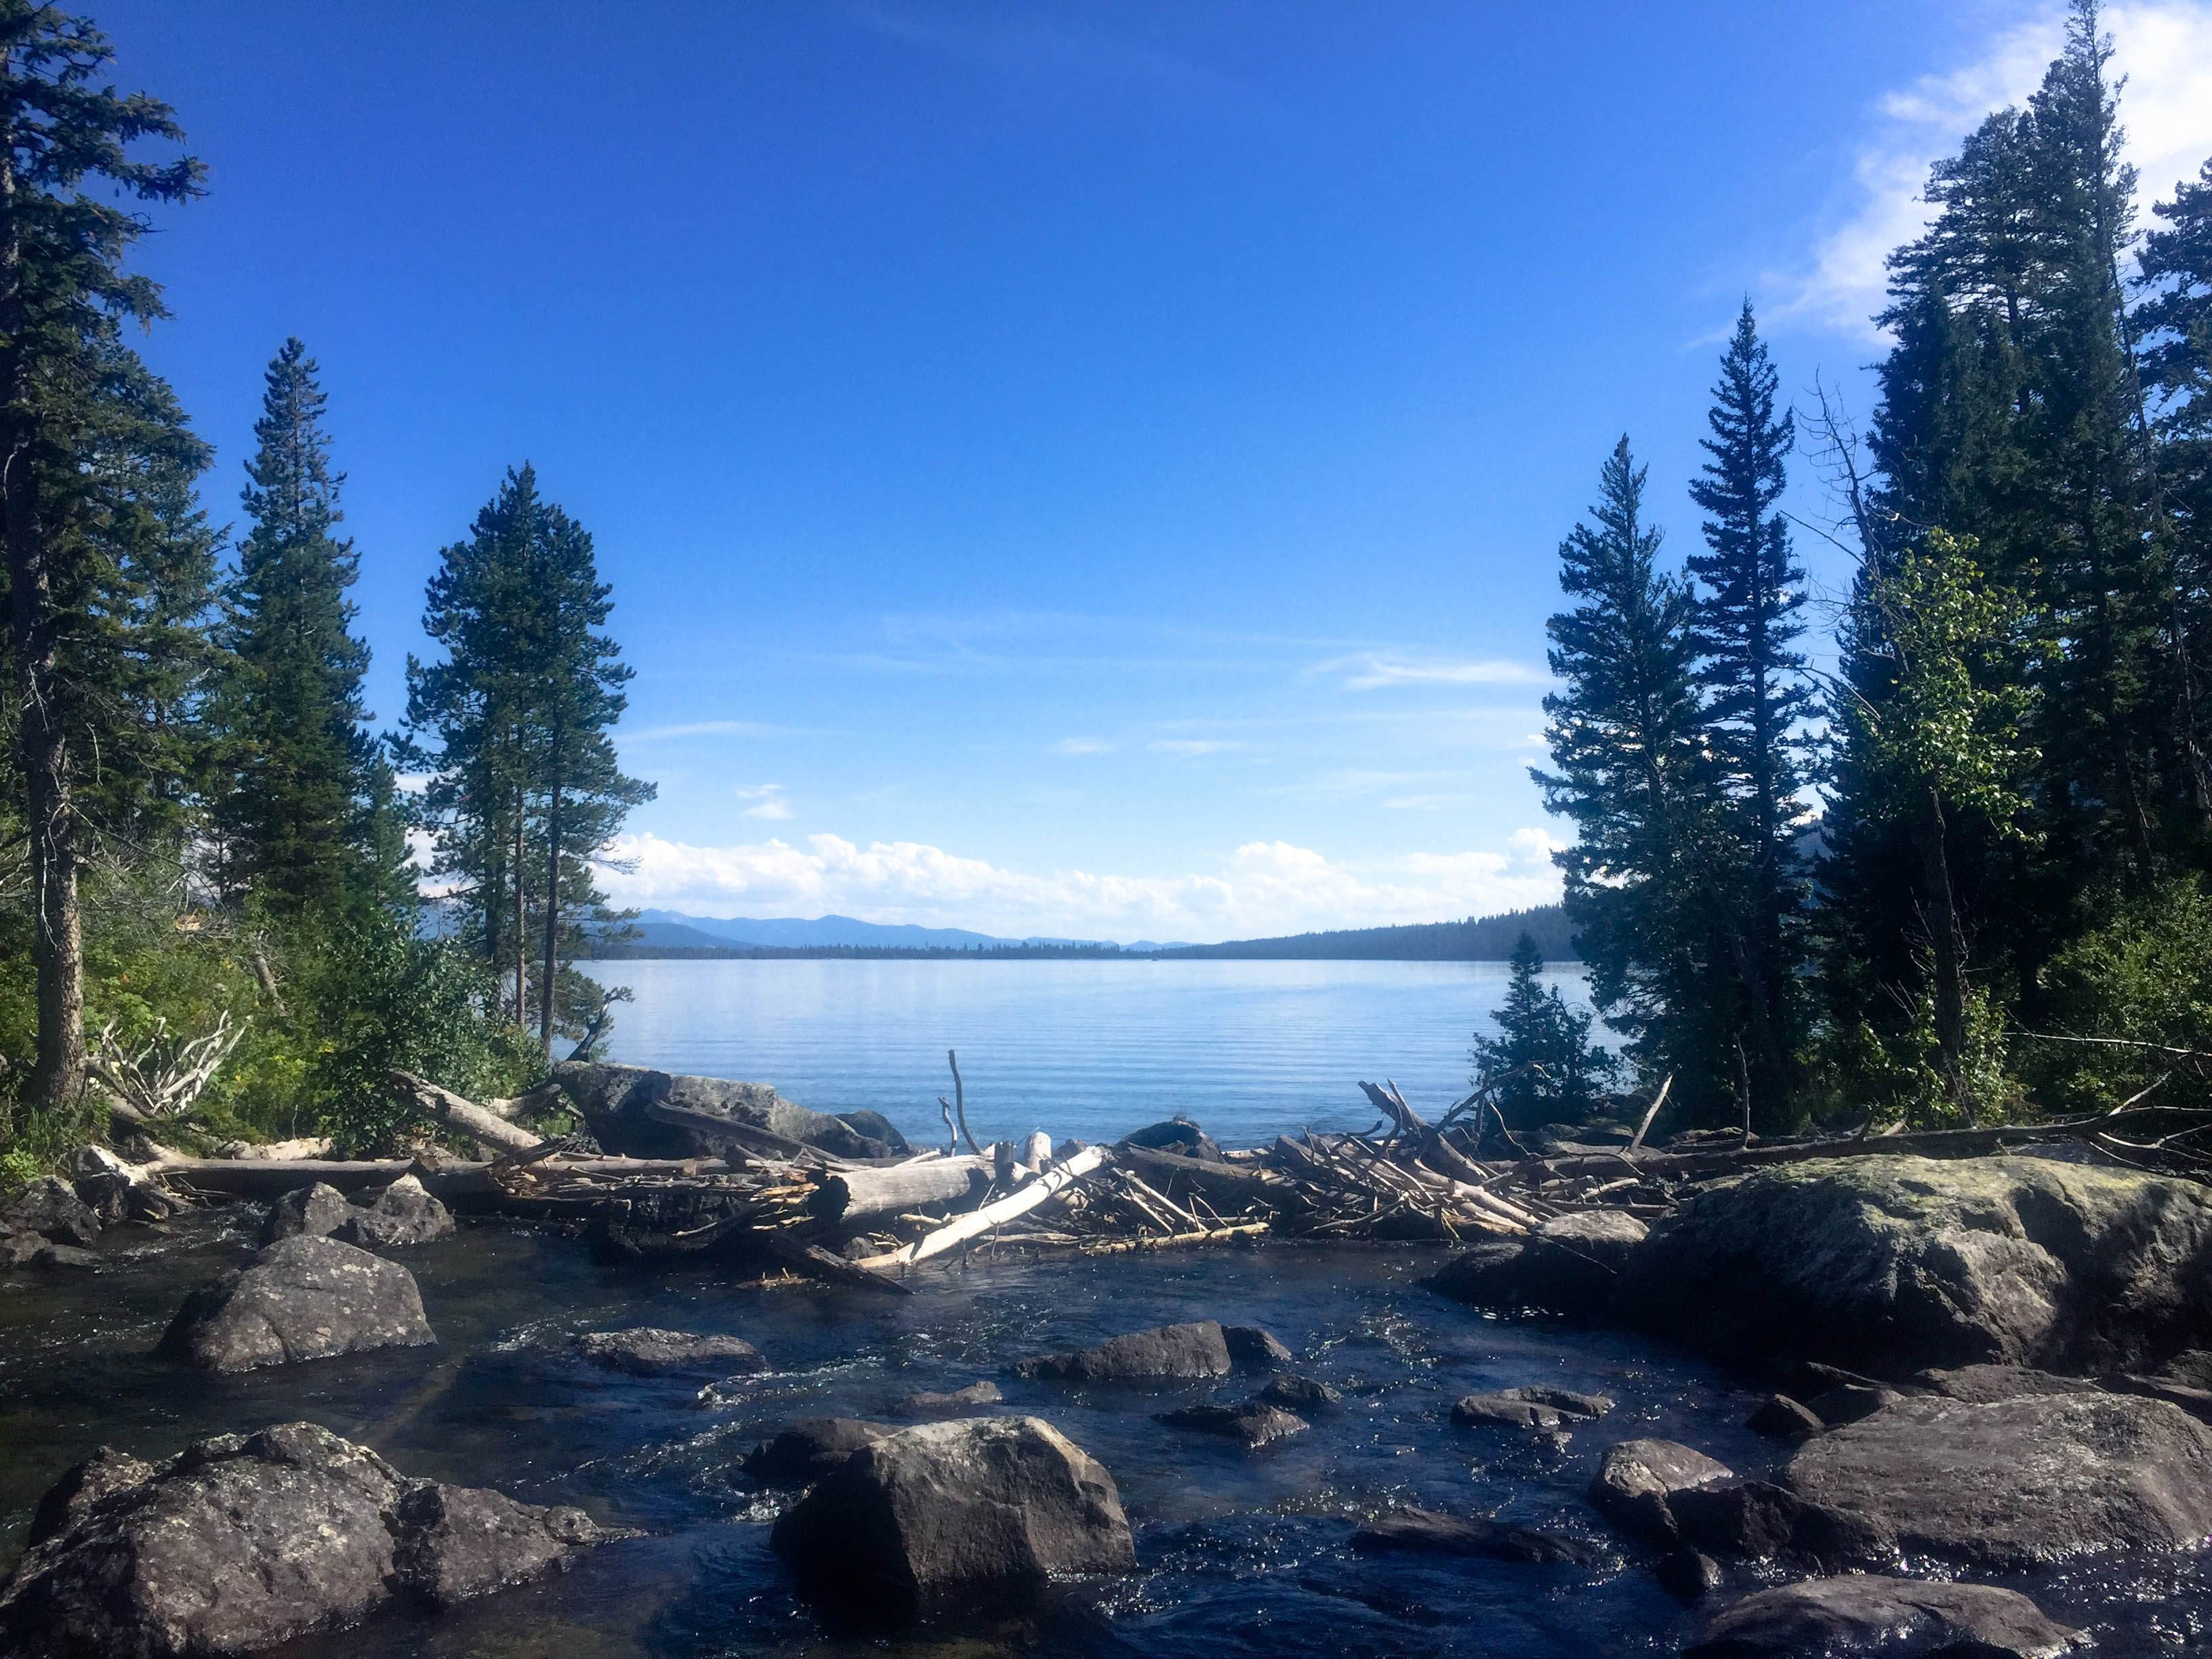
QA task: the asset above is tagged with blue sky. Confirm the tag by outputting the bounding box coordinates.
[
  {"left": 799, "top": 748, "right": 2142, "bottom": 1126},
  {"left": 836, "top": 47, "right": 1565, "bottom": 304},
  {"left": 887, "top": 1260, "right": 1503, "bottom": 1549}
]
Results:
[{"left": 104, "top": 1, "right": 2212, "bottom": 941}]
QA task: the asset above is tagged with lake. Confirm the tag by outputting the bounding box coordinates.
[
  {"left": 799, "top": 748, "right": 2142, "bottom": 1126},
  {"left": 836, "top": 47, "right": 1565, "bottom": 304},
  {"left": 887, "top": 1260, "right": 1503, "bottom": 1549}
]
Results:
[{"left": 573, "top": 958, "right": 1602, "bottom": 1149}]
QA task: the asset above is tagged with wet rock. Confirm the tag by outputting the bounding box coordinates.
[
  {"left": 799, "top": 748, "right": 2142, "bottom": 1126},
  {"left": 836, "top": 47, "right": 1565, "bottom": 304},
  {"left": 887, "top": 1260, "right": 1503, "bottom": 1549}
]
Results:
[
  {"left": 1618, "top": 1154, "right": 2212, "bottom": 1376},
  {"left": 1912, "top": 1364, "right": 2102, "bottom": 1404},
  {"left": 1155, "top": 1401, "right": 1309, "bottom": 1446},
  {"left": 1656, "top": 1546, "right": 1722, "bottom": 1601},
  {"left": 1424, "top": 1212, "right": 1649, "bottom": 1318},
  {"left": 771, "top": 1416, "right": 1134, "bottom": 1622},
  {"left": 1, "top": 1176, "right": 100, "bottom": 1248},
  {"left": 2151, "top": 1348, "right": 2212, "bottom": 1389},
  {"left": 1222, "top": 1324, "right": 1293, "bottom": 1366},
  {"left": 1351, "top": 1507, "right": 1597, "bottom": 1565},
  {"left": 1772, "top": 1360, "right": 1889, "bottom": 1399},
  {"left": 1668, "top": 1479, "right": 1886, "bottom": 1568},
  {"left": 574, "top": 1328, "right": 764, "bottom": 1377},
  {"left": 2108, "top": 1370, "right": 2212, "bottom": 1422},
  {"left": 1012, "top": 1319, "right": 1233, "bottom": 1381},
  {"left": 1685, "top": 1576, "right": 2086, "bottom": 1659},
  {"left": 0, "top": 1420, "right": 603, "bottom": 1658},
  {"left": 155, "top": 1234, "right": 435, "bottom": 1373},
  {"left": 73, "top": 1147, "right": 173, "bottom": 1223},
  {"left": 1586, "top": 1437, "right": 1734, "bottom": 1544},
  {"left": 1258, "top": 1374, "right": 1341, "bottom": 1410},
  {"left": 1784, "top": 1391, "right": 2212, "bottom": 1570},
  {"left": 743, "top": 1418, "right": 896, "bottom": 1484},
  {"left": 1802, "top": 1382, "right": 1902, "bottom": 1426},
  {"left": 1453, "top": 1384, "right": 1612, "bottom": 1429},
  {"left": 339, "top": 1174, "right": 453, "bottom": 1248},
  {"left": 29, "top": 1244, "right": 99, "bottom": 1271},
  {"left": 259, "top": 1183, "right": 351, "bottom": 1246},
  {"left": 1746, "top": 1394, "right": 1823, "bottom": 1441},
  {"left": 1121, "top": 1116, "right": 1223, "bottom": 1162},
  {"left": 26, "top": 1448, "right": 152, "bottom": 1549},
  {"left": 893, "top": 1381, "right": 1001, "bottom": 1416},
  {"left": 0, "top": 1227, "right": 44, "bottom": 1268}
]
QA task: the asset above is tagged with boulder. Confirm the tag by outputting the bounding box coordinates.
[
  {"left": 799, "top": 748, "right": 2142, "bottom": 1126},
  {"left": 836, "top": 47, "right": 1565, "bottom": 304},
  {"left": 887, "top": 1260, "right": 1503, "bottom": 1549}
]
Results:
[
  {"left": 1746, "top": 1395, "right": 1823, "bottom": 1440},
  {"left": 29, "top": 1244, "right": 98, "bottom": 1272},
  {"left": 548, "top": 1062, "right": 904, "bottom": 1160},
  {"left": 1121, "top": 1117, "right": 1223, "bottom": 1162},
  {"left": 1258, "top": 1375, "right": 1342, "bottom": 1410},
  {"left": 895, "top": 1380, "right": 1002, "bottom": 1416},
  {"left": 1222, "top": 1324, "right": 1293, "bottom": 1365},
  {"left": 573, "top": 1328, "right": 764, "bottom": 1377},
  {"left": 1155, "top": 1401, "right": 1308, "bottom": 1446},
  {"left": 1685, "top": 1577, "right": 2086, "bottom": 1659},
  {"left": 1453, "top": 1385, "right": 1610, "bottom": 1429},
  {"left": 339, "top": 1175, "right": 453, "bottom": 1248},
  {"left": 770, "top": 1416, "right": 1134, "bottom": 1622},
  {"left": 1, "top": 1176, "right": 100, "bottom": 1248},
  {"left": 258, "top": 1183, "right": 351, "bottom": 1246},
  {"left": 1350, "top": 1507, "right": 1597, "bottom": 1565},
  {"left": 1656, "top": 1546, "right": 1722, "bottom": 1601},
  {"left": 1667, "top": 1479, "right": 1885, "bottom": 1568},
  {"left": 1012, "top": 1320, "right": 1233, "bottom": 1381},
  {"left": 0, "top": 1421, "right": 602, "bottom": 1658},
  {"left": 1911, "top": 1364, "right": 2101, "bottom": 1404},
  {"left": 1586, "top": 1438, "right": 1734, "bottom": 1544},
  {"left": 1784, "top": 1391, "right": 2212, "bottom": 1570},
  {"left": 156, "top": 1235, "right": 435, "bottom": 1373},
  {"left": 743, "top": 1418, "right": 896, "bottom": 1485},
  {"left": 1618, "top": 1154, "right": 2212, "bottom": 1376},
  {"left": 1801, "top": 1382, "right": 1902, "bottom": 1427},
  {"left": 1424, "top": 1211, "right": 1649, "bottom": 1318}
]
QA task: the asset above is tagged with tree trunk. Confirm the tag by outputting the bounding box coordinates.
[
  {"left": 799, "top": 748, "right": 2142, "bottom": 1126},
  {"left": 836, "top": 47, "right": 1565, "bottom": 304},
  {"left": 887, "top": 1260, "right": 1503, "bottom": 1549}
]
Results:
[
  {"left": 510, "top": 773, "right": 527, "bottom": 1024},
  {"left": 806, "top": 1155, "right": 989, "bottom": 1223},
  {"left": 1911, "top": 786, "right": 1975, "bottom": 1122},
  {"left": 0, "top": 110, "right": 86, "bottom": 1123},
  {"left": 539, "top": 775, "right": 560, "bottom": 1052}
]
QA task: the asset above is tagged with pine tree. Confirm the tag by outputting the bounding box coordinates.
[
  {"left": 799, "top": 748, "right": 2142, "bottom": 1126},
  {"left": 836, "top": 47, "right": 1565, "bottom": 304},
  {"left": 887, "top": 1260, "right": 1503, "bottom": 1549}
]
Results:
[
  {"left": 0, "top": 4, "right": 202, "bottom": 1119},
  {"left": 1686, "top": 301, "right": 1808, "bottom": 1105},
  {"left": 218, "top": 340, "right": 392, "bottom": 916},
  {"left": 1473, "top": 932, "right": 1614, "bottom": 1128},
  {"left": 1534, "top": 438, "right": 1749, "bottom": 1120}
]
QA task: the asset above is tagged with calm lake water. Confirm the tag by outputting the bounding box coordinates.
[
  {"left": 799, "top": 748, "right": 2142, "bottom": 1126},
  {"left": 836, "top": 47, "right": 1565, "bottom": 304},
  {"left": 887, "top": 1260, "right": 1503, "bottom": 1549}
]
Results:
[{"left": 573, "top": 959, "right": 1601, "bottom": 1148}]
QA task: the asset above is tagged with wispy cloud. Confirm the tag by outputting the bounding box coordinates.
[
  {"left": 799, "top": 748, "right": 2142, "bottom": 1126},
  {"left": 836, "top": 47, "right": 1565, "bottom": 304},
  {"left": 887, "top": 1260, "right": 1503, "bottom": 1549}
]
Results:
[
  {"left": 1149, "top": 739, "right": 1242, "bottom": 756},
  {"left": 598, "top": 827, "right": 1562, "bottom": 944},
  {"left": 1051, "top": 737, "right": 1115, "bottom": 756},
  {"left": 1780, "top": 1, "right": 2212, "bottom": 338},
  {"left": 627, "top": 719, "right": 808, "bottom": 742},
  {"left": 1322, "top": 653, "right": 1546, "bottom": 692},
  {"left": 737, "top": 784, "right": 794, "bottom": 821}
]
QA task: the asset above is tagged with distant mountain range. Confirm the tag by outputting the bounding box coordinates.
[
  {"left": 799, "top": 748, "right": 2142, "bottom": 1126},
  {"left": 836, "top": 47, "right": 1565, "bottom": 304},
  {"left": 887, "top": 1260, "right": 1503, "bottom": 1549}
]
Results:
[{"left": 583, "top": 905, "right": 1571, "bottom": 961}]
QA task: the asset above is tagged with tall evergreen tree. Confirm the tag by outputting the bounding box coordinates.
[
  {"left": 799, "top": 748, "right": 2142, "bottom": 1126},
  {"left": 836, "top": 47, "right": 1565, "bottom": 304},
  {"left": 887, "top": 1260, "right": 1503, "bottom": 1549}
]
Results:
[
  {"left": 1686, "top": 301, "right": 1807, "bottom": 1105},
  {"left": 218, "top": 339, "right": 394, "bottom": 915},
  {"left": 1535, "top": 438, "right": 1749, "bottom": 1121},
  {"left": 1473, "top": 932, "right": 1614, "bottom": 1128},
  {"left": 0, "top": 3, "right": 201, "bottom": 1119}
]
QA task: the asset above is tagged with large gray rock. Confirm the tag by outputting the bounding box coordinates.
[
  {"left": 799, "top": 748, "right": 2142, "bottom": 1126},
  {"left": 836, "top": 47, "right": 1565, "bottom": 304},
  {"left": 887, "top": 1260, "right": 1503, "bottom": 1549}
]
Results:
[
  {"left": 340, "top": 1174, "right": 453, "bottom": 1248},
  {"left": 574, "top": 1328, "right": 762, "bottom": 1377},
  {"left": 1912, "top": 1364, "right": 2102, "bottom": 1404},
  {"left": 156, "top": 1235, "right": 435, "bottom": 1372},
  {"left": 0, "top": 1421, "right": 602, "bottom": 1657},
  {"left": 1424, "top": 1211, "right": 1649, "bottom": 1318},
  {"left": 1784, "top": 1391, "right": 2212, "bottom": 1570},
  {"left": 549, "top": 1062, "right": 907, "bottom": 1160},
  {"left": 1586, "top": 1438, "right": 1733, "bottom": 1544},
  {"left": 1618, "top": 1154, "right": 2212, "bottom": 1376},
  {"left": 743, "top": 1418, "right": 897, "bottom": 1485},
  {"left": 258, "top": 1183, "right": 351, "bottom": 1246},
  {"left": 2, "top": 1176, "right": 100, "bottom": 1248},
  {"left": 1686, "top": 1576, "right": 2085, "bottom": 1659},
  {"left": 772, "top": 1416, "right": 1133, "bottom": 1621},
  {"left": 1012, "top": 1320, "right": 1233, "bottom": 1381}
]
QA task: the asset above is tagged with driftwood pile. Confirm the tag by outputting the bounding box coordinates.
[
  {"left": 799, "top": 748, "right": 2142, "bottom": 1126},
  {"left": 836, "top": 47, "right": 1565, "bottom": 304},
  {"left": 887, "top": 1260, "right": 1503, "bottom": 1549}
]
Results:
[{"left": 89, "top": 1057, "right": 2212, "bottom": 1290}]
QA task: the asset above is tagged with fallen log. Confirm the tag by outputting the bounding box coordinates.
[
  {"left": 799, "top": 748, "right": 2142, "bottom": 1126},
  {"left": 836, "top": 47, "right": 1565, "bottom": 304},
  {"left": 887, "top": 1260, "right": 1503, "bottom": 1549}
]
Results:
[
  {"left": 1080, "top": 1221, "right": 1268, "bottom": 1254},
  {"left": 761, "top": 1229, "right": 914, "bottom": 1295},
  {"left": 148, "top": 1155, "right": 424, "bottom": 1198},
  {"left": 855, "top": 1145, "right": 1109, "bottom": 1271},
  {"left": 383, "top": 1069, "right": 541, "bottom": 1153},
  {"left": 1118, "top": 1142, "right": 1286, "bottom": 1210},
  {"left": 807, "top": 1155, "right": 989, "bottom": 1223}
]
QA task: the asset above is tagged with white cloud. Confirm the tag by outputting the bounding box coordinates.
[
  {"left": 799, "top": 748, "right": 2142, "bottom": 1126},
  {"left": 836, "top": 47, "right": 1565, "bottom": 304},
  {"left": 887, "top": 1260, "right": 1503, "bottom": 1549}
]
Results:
[
  {"left": 1051, "top": 737, "right": 1115, "bottom": 755},
  {"left": 1324, "top": 653, "right": 1546, "bottom": 691},
  {"left": 737, "top": 783, "right": 794, "bottom": 821},
  {"left": 1149, "top": 739, "right": 1242, "bottom": 756},
  {"left": 626, "top": 719, "right": 801, "bottom": 741},
  {"left": 596, "top": 828, "right": 1563, "bottom": 943},
  {"left": 1784, "top": 1, "right": 2212, "bottom": 338}
]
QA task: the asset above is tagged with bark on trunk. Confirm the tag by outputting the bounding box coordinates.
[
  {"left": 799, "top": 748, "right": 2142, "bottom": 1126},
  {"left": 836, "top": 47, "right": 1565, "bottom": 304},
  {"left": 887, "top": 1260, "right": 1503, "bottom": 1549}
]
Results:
[
  {"left": 807, "top": 1155, "right": 990, "bottom": 1223},
  {"left": 1912, "top": 786, "right": 1975, "bottom": 1122},
  {"left": 510, "top": 775, "right": 527, "bottom": 1024},
  {"left": 539, "top": 777, "right": 560, "bottom": 1051}
]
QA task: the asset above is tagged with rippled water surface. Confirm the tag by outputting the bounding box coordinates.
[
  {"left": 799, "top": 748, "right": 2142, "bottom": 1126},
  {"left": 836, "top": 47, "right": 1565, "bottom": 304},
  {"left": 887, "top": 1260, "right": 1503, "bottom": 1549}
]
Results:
[
  {"left": 3, "top": 1217, "right": 2207, "bottom": 1658},
  {"left": 573, "top": 959, "right": 1602, "bottom": 1148}
]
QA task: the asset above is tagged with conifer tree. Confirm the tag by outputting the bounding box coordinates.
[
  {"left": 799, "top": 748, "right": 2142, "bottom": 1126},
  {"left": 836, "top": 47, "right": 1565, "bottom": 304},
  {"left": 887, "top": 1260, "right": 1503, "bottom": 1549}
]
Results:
[
  {"left": 1473, "top": 932, "right": 1614, "bottom": 1127},
  {"left": 218, "top": 340, "right": 392, "bottom": 915},
  {"left": 0, "top": 4, "right": 202, "bottom": 1118}
]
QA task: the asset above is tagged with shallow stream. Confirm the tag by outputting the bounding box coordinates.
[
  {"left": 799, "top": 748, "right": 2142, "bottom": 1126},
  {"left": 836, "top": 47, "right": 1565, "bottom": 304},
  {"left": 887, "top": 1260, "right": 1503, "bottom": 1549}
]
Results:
[{"left": 3, "top": 1213, "right": 2209, "bottom": 1657}]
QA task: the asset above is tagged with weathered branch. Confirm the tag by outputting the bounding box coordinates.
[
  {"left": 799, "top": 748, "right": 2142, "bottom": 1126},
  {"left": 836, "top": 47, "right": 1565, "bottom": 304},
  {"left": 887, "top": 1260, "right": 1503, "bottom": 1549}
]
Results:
[
  {"left": 856, "top": 1145, "right": 1109, "bottom": 1271},
  {"left": 382, "top": 1068, "right": 541, "bottom": 1153}
]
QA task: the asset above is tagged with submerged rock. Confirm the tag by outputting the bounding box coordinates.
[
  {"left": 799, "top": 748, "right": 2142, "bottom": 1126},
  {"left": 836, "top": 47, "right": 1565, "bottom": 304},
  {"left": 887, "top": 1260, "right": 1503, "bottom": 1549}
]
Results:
[
  {"left": 156, "top": 1234, "right": 434, "bottom": 1372},
  {"left": 895, "top": 1380, "right": 1002, "bottom": 1416},
  {"left": 1425, "top": 1211, "right": 1649, "bottom": 1317},
  {"left": 1783, "top": 1391, "right": 2212, "bottom": 1570},
  {"left": 1454, "top": 1384, "right": 1612, "bottom": 1429},
  {"left": 1012, "top": 1319, "right": 1233, "bottom": 1381},
  {"left": 1668, "top": 1479, "right": 1885, "bottom": 1568},
  {"left": 1222, "top": 1324, "right": 1293, "bottom": 1365},
  {"left": 1656, "top": 1546, "right": 1723, "bottom": 1601},
  {"left": 573, "top": 1328, "right": 763, "bottom": 1377},
  {"left": 1618, "top": 1154, "right": 2212, "bottom": 1376},
  {"left": 0, "top": 1420, "right": 602, "bottom": 1658},
  {"left": 743, "top": 1418, "right": 896, "bottom": 1485},
  {"left": 1351, "top": 1507, "right": 1597, "bottom": 1565},
  {"left": 1685, "top": 1576, "right": 2086, "bottom": 1659},
  {"left": 258, "top": 1183, "right": 351, "bottom": 1246},
  {"left": 1155, "top": 1400, "right": 1308, "bottom": 1446},
  {"left": 771, "top": 1416, "right": 1134, "bottom": 1622},
  {"left": 1586, "top": 1438, "right": 1734, "bottom": 1544},
  {"left": 1258, "top": 1374, "right": 1342, "bottom": 1410},
  {"left": 341, "top": 1174, "right": 454, "bottom": 1248}
]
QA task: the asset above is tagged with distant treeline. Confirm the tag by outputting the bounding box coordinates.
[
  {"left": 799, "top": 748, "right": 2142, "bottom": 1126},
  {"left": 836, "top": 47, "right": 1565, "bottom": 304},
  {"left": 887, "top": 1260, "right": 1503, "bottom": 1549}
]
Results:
[{"left": 587, "top": 905, "right": 1575, "bottom": 962}]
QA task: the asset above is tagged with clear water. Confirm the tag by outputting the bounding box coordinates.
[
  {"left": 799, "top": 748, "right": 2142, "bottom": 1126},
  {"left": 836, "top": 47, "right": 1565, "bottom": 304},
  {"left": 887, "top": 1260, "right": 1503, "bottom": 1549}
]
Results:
[{"left": 574, "top": 959, "right": 1605, "bottom": 1149}]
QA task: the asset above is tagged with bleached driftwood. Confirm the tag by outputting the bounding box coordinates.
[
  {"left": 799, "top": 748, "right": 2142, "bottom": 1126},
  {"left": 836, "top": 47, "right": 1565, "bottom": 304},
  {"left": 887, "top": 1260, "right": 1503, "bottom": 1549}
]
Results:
[
  {"left": 383, "top": 1069, "right": 541, "bottom": 1153},
  {"left": 856, "top": 1145, "right": 1109, "bottom": 1271},
  {"left": 808, "top": 1155, "right": 987, "bottom": 1223}
]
